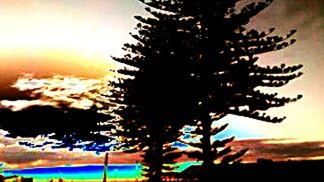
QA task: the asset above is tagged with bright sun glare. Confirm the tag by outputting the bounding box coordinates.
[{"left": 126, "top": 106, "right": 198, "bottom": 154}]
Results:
[{"left": 0, "top": 5, "right": 127, "bottom": 67}]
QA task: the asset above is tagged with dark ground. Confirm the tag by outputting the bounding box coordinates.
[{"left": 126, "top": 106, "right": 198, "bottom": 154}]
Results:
[{"left": 163, "top": 159, "right": 324, "bottom": 181}]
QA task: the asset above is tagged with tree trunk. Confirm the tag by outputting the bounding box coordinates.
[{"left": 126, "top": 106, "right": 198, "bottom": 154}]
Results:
[
  {"left": 147, "top": 143, "right": 163, "bottom": 182},
  {"left": 200, "top": 113, "right": 225, "bottom": 180},
  {"left": 201, "top": 116, "right": 213, "bottom": 180},
  {"left": 147, "top": 125, "right": 163, "bottom": 182}
]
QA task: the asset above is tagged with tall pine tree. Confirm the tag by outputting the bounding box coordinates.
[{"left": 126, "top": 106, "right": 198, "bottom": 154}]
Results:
[
  {"left": 109, "top": 6, "right": 198, "bottom": 181},
  {"left": 118, "top": 0, "right": 303, "bottom": 179},
  {"left": 111, "top": 0, "right": 302, "bottom": 180}
]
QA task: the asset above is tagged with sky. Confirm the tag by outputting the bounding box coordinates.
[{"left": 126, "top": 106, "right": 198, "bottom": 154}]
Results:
[{"left": 0, "top": 0, "right": 323, "bottom": 169}]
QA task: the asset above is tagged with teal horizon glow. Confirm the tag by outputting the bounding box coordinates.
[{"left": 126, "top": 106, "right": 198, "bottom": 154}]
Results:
[
  {"left": 3, "top": 164, "right": 142, "bottom": 181},
  {"left": 2, "top": 162, "right": 199, "bottom": 181}
]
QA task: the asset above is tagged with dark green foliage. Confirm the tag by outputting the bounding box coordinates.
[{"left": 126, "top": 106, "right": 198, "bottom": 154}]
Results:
[{"left": 110, "top": 0, "right": 302, "bottom": 181}]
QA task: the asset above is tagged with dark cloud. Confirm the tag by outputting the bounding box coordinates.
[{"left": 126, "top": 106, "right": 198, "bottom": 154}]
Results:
[
  {"left": 248, "top": 0, "right": 323, "bottom": 34},
  {"left": 257, "top": 141, "right": 324, "bottom": 158},
  {"left": 0, "top": 105, "right": 113, "bottom": 150},
  {"left": 0, "top": 142, "right": 140, "bottom": 167},
  {"left": 0, "top": 137, "right": 15, "bottom": 146},
  {"left": 0, "top": 135, "right": 104, "bottom": 166},
  {"left": 0, "top": 146, "right": 104, "bottom": 167},
  {"left": 233, "top": 139, "right": 324, "bottom": 161},
  {"left": 0, "top": 74, "right": 117, "bottom": 152},
  {"left": 281, "top": 0, "right": 322, "bottom": 27},
  {"left": 1, "top": 138, "right": 323, "bottom": 168},
  {"left": 0, "top": 78, "right": 35, "bottom": 101},
  {"left": 0, "top": 147, "right": 58, "bottom": 164}
]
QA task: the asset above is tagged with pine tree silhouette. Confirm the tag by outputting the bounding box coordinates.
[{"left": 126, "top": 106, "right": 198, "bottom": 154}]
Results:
[
  {"left": 139, "top": 0, "right": 303, "bottom": 177},
  {"left": 180, "top": 122, "right": 248, "bottom": 180},
  {"left": 111, "top": 0, "right": 303, "bottom": 180},
  {"left": 109, "top": 7, "right": 196, "bottom": 181}
]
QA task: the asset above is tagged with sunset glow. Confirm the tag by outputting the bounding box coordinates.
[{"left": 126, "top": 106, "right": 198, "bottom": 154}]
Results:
[{"left": 0, "top": 0, "right": 323, "bottom": 178}]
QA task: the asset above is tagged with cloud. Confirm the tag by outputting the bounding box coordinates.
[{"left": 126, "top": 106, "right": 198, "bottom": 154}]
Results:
[
  {"left": 0, "top": 100, "right": 56, "bottom": 112},
  {"left": 257, "top": 0, "right": 322, "bottom": 24},
  {"left": 0, "top": 105, "right": 113, "bottom": 148},
  {"left": 232, "top": 139, "right": 324, "bottom": 162},
  {"left": 0, "top": 131, "right": 96, "bottom": 168},
  {"left": 0, "top": 74, "right": 117, "bottom": 150},
  {"left": 0, "top": 148, "right": 141, "bottom": 169},
  {"left": 0, "top": 146, "right": 102, "bottom": 169},
  {"left": 1, "top": 137, "right": 324, "bottom": 169},
  {"left": 0, "top": 132, "right": 15, "bottom": 146},
  {"left": 7, "top": 74, "right": 111, "bottom": 110},
  {"left": 0, "top": 131, "right": 140, "bottom": 169}
]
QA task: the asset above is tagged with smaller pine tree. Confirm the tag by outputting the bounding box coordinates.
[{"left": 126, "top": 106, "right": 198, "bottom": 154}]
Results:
[
  {"left": 180, "top": 122, "right": 248, "bottom": 180},
  {"left": 182, "top": 122, "right": 247, "bottom": 164}
]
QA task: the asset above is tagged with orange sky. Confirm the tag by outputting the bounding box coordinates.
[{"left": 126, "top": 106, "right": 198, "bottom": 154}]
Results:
[{"left": 0, "top": 0, "right": 143, "bottom": 79}]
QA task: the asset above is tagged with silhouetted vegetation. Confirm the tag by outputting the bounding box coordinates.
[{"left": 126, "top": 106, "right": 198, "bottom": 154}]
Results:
[
  {"left": 176, "top": 159, "right": 324, "bottom": 180},
  {"left": 109, "top": 6, "right": 194, "bottom": 182},
  {"left": 180, "top": 123, "right": 248, "bottom": 180},
  {"left": 181, "top": 123, "right": 248, "bottom": 163},
  {"left": 110, "top": 0, "right": 302, "bottom": 181}
]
